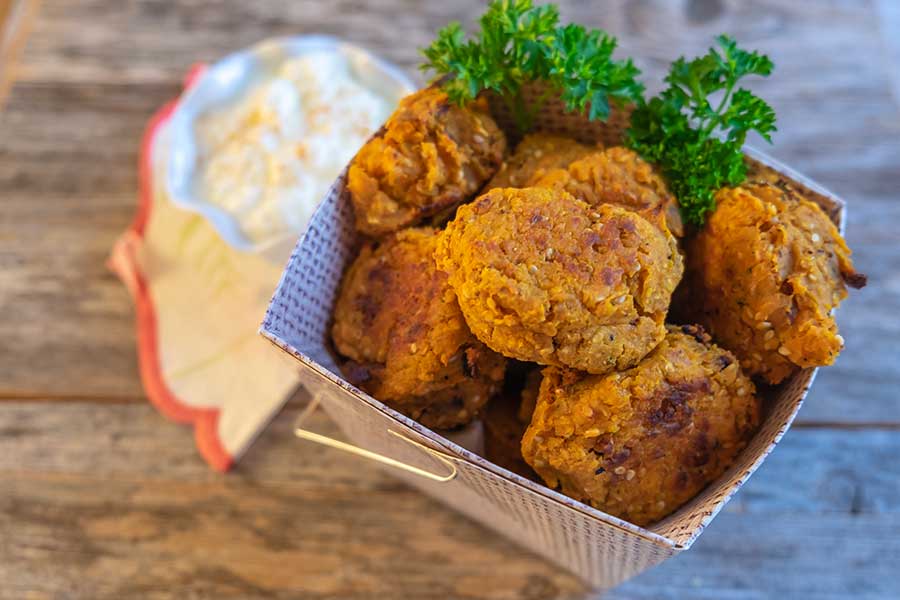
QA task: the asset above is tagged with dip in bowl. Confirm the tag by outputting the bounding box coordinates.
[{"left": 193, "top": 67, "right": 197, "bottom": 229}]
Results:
[{"left": 166, "top": 35, "right": 415, "bottom": 263}]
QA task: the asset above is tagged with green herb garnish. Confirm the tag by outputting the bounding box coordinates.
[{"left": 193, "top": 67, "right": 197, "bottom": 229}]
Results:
[
  {"left": 420, "top": 0, "right": 644, "bottom": 131},
  {"left": 626, "top": 35, "right": 777, "bottom": 226}
]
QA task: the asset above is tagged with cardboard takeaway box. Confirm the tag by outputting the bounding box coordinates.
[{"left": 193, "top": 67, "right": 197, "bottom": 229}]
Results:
[{"left": 260, "top": 88, "right": 845, "bottom": 590}]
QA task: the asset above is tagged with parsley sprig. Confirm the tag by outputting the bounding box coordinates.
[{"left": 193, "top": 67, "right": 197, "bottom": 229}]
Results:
[
  {"left": 626, "top": 35, "right": 777, "bottom": 226},
  {"left": 421, "top": 3, "right": 777, "bottom": 226},
  {"left": 420, "top": 0, "right": 643, "bottom": 131}
]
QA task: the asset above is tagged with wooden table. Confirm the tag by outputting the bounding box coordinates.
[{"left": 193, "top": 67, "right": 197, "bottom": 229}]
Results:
[{"left": 2, "top": 1, "right": 898, "bottom": 598}]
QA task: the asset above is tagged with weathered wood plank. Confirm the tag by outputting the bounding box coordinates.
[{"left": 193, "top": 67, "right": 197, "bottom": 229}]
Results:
[
  {"left": 0, "top": 81, "right": 174, "bottom": 398},
  {"left": 0, "top": 0, "right": 39, "bottom": 107},
  {"left": 616, "top": 513, "right": 900, "bottom": 600},
  {"left": 1, "top": 400, "right": 898, "bottom": 599}
]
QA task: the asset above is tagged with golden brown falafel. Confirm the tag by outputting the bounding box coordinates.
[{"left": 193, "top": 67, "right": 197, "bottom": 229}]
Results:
[
  {"left": 347, "top": 86, "right": 506, "bottom": 237},
  {"left": 534, "top": 146, "right": 683, "bottom": 237},
  {"left": 483, "top": 133, "right": 597, "bottom": 192},
  {"left": 682, "top": 183, "right": 865, "bottom": 384},
  {"left": 436, "top": 187, "right": 683, "bottom": 375},
  {"left": 331, "top": 227, "right": 506, "bottom": 429},
  {"left": 521, "top": 325, "right": 760, "bottom": 527}
]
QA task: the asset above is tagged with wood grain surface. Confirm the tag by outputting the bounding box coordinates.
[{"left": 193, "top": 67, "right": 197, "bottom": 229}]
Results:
[
  {"left": 1, "top": 0, "right": 898, "bottom": 598},
  {"left": 0, "top": 0, "right": 40, "bottom": 107}
]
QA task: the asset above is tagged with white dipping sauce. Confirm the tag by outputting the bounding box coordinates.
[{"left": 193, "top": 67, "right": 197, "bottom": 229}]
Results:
[{"left": 196, "top": 51, "right": 393, "bottom": 243}]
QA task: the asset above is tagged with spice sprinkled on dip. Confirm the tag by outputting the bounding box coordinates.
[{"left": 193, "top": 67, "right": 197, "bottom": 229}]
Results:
[{"left": 196, "top": 50, "right": 395, "bottom": 243}]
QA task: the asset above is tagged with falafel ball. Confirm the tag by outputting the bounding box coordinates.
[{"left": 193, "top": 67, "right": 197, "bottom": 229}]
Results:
[
  {"left": 347, "top": 86, "right": 506, "bottom": 237},
  {"left": 534, "top": 146, "right": 684, "bottom": 237},
  {"left": 682, "top": 183, "right": 866, "bottom": 385},
  {"left": 483, "top": 133, "right": 596, "bottom": 192},
  {"left": 521, "top": 325, "right": 760, "bottom": 527},
  {"left": 436, "top": 187, "right": 683, "bottom": 374},
  {"left": 331, "top": 227, "right": 506, "bottom": 429}
]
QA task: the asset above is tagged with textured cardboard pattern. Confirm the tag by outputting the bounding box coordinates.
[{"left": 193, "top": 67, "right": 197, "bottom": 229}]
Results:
[
  {"left": 261, "top": 89, "right": 844, "bottom": 588},
  {"left": 293, "top": 363, "right": 677, "bottom": 589},
  {"left": 485, "top": 82, "right": 634, "bottom": 147}
]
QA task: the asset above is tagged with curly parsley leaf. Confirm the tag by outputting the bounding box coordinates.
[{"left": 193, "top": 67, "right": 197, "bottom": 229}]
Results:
[
  {"left": 420, "top": 0, "right": 643, "bottom": 131},
  {"left": 626, "top": 35, "right": 777, "bottom": 226}
]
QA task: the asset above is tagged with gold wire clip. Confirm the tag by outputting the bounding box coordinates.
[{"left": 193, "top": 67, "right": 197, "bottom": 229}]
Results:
[{"left": 293, "top": 397, "right": 458, "bottom": 483}]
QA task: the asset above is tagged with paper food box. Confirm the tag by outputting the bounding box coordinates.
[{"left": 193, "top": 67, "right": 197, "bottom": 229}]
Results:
[{"left": 260, "top": 85, "right": 844, "bottom": 590}]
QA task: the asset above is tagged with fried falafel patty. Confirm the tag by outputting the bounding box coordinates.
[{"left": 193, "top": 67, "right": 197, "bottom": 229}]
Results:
[
  {"left": 484, "top": 133, "right": 596, "bottom": 191},
  {"left": 347, "top": 86, "right": 506, "bottom": 237},
  {"left": 521, "top": 325, "right": 760, "bottom": 526},
  {"left": 436, "top": 187, "right": 683, "bottom": 374},
  {"left": 683, "top": 183, "right": 866, "bottom": 384},
  {"left": 534, "top": 146, "right": 683, "bottom": 237},
  {"left": 331, "top": 227, "right": 506, "bottom": 429}
]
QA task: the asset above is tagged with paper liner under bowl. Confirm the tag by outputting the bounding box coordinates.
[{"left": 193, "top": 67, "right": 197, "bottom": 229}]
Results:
[{"left": 260, "top": 85, "right": 845, "bottom": 590}]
